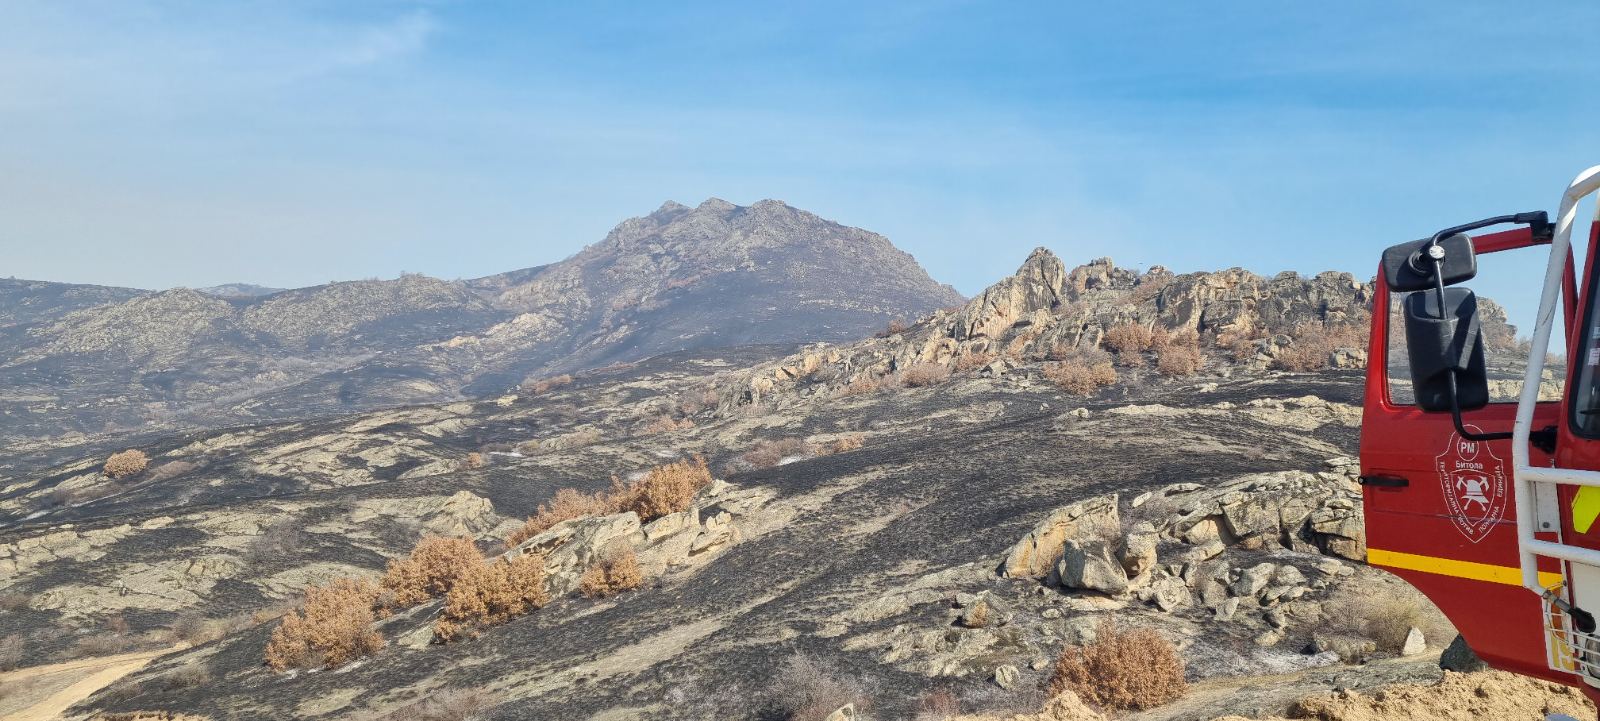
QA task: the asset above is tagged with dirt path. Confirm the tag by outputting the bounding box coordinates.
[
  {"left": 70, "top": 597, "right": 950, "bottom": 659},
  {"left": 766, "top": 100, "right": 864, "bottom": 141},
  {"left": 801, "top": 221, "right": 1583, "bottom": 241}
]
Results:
[{"left": 0, "top": 645, "right": 182, "bottom": 721}]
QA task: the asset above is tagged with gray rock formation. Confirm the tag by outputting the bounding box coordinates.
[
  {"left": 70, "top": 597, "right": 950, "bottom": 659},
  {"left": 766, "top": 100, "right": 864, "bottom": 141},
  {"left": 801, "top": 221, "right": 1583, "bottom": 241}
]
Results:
[{"left": 0, "top": 199, "right": 962, "bottom": 445}]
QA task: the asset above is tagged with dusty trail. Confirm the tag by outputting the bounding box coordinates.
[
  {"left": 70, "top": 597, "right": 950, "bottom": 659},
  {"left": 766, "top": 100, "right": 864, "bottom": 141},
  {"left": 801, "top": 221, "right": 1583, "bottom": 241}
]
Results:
[{"left": 0, "top": 645, "right": 182, "bottom": 721}]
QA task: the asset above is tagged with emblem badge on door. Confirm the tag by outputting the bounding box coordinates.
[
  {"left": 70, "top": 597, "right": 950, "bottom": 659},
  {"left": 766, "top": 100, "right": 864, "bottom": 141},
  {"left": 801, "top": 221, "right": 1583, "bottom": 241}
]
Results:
[{"left": 1436, "top": 428, "right": 1509, "bottom": 543}]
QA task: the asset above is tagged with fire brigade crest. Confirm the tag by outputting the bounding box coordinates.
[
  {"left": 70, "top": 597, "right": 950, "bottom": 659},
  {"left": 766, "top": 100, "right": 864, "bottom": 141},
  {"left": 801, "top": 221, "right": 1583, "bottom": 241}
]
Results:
[{"left": 1435, "top": 428, "right": 1508, "bottom": 543}]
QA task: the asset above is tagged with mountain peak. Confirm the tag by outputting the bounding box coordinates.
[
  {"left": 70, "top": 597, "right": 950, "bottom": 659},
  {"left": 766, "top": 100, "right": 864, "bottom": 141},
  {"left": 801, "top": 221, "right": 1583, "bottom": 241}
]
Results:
[
  {"left": 695, "top": 197, "right": 737, "bottom": 213},
  {"left": 652, "top": 200, "right": 689, "bottom": 216}
]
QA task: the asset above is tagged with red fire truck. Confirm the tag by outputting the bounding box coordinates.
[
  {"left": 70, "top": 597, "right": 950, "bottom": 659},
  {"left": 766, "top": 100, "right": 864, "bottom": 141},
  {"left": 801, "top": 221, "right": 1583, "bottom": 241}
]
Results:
[{"left": 1362, "top": 166, "right": 1600, "bottom": 708}]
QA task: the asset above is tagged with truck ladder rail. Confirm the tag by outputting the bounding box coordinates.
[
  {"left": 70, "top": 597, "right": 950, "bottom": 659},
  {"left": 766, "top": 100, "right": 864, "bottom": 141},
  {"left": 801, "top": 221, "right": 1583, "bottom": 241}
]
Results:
[{"left": 1515, "top": 165, "right": 1600, "bottom": 592}]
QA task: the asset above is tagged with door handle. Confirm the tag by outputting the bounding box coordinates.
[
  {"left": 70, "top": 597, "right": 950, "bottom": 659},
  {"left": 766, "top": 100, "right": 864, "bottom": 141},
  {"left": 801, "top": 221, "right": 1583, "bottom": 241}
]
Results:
[{"left": 1359, "top": 475, "right": 1410, "bottom": 488}]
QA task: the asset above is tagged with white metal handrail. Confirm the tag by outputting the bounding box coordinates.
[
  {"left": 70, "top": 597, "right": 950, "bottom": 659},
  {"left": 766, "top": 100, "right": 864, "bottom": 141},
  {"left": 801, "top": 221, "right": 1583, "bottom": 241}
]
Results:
[{"left": 1514, "top": 166, "right": 1600, "bottom": 595}]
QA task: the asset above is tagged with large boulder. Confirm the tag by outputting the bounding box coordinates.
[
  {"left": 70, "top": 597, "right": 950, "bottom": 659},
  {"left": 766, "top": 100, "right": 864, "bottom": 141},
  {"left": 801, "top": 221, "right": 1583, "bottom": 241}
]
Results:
[
  {"left": 1000, "top": 494, "right": 1119, "bottom": 578},
  {"left": 1231, "top": 563, "right": 1276, "bottom": 598},
  {"left": 1118, "top": 522, "right": 1159, "bottom": 577},
  {"left": 1441, "top": 634, "right": 1488, "bottom": 672},
  {"left": 1057, "top": 539, "right": 1129, "bottom": 595}
]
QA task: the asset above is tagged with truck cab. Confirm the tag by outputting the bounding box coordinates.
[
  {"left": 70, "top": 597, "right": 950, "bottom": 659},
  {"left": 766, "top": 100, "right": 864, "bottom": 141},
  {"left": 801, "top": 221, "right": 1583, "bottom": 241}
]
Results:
[{"left": 1361, "top": 167, "right": 1600, "bottom": 703}]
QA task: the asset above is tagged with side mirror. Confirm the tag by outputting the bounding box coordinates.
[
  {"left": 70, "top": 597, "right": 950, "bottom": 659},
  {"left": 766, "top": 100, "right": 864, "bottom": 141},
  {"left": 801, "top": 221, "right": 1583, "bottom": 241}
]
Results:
[
  {"left": 1382, "top": 233, "right": 1477, "bottom": 292},
  {"left": 1403, "top": 287, "right": 1489, "bottom": 412}
]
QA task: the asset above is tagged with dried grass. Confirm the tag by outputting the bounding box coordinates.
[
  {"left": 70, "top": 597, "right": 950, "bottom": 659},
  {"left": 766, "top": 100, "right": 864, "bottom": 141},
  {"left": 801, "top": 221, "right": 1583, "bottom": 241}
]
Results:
[
  {"left": 1155, "top": 331, "right": 1204, "bottom": 377},
  {"left": 521, "top": 374, "right": 573, "bottom": 395},
  {"left": 578, "top": 546, "right": 644, "bottom": 599},
  {"left": 0, "top": 635, "right": 22, "bottom": 671},
  {"left": 104, "top": 450, "right": 149, "bottom": 479},
  {"left": 769, "top": 654, "right": 875, "bottom": 721},
  {"left": 834, "top": 375, "right": 888, "bottom": 398},
  {"left": 1274, "top": 317, "right": 1370, "bottom": 372},
  {"left": 372, "top": 688, "right": 497, "bottom": 721},
  {"left": 1047, "top": 620, "right": 1187, "bottom": 710},
  {"left": 381, "top": 536, "right": 484, "bottom": 608},
  {"left": 1102, "top": 324, "right": 1158, "bottom": 354},
  {"left": 954, "top": 351, "right": 998, "bottom": 373},
  {"left": 506, "top": 458, "right": 712, "bottom": 547},
  {"left": 433, "top": 553, "right": 549, "bottom": 642},
  {"left": 899, "top": 362, "right": 953, "bottom": 388},
  {"left": 1324, "top": 583, "right": 1455, "bottom": 652},
  {"left": 1043, "top": 360, "right": 1118, "bottom": 396},
  {"left": 264, "top": 577, "right": 383, "bottom": 671}
]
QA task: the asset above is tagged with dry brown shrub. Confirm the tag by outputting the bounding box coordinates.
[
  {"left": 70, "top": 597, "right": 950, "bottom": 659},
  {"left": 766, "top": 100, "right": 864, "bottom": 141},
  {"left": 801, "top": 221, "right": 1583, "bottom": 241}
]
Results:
[
  {"left": 1043, "top": 360, "right": 1118, "bottom": 396},
  {"left": 0, "top": 635, "right": 22, "bottom": 671},
  {"left": 1215, "top": 327, "right": 1263, "bottom": 362},
  {"left": 264, "top": 577, "right": 383, "bottom": 671},
  {"left": 246, "top": 518, "right": 302, "bottom": 564},
  {"left": 1324, "top": 584, "right": 1454, "bottom": 652},
  {"left": 578, "top": 546, "right": 644, "bottom": 599},
  {"left": 899, "top": 362, "right": 953, "bottom": 388},
  {"left": 1275, "top": 319, "right": 1369, "bottom": 372},
  {"left": 507, "top": 488, "right": 616, "bottom": 546},
  {"left": 640, "top": 414, "right": 695, "bottom": 435},
  {"left": 878, "top": 318, "right": 909, "bottom": 337},
  {"left": 106, "top": 614, "right": 131, "bottom": 636},
  {"left": 1102, "top": 323, "right": 1157, "bottom": 354},
  {"left": 834, "top": 375, "right": 887, "bottom": 398},
  {"left": 953, "top": 351, "right": 997, "bottom": 373},
  {"left": 506, "top": 458, "right": 712, "bottom": 547},
  {"left": 915, "top": 687, "right": 961, "bottom": 720},
  {"left": 104, "top": 449, "right": 149, "bottom": 479},
  {"left": 770, "top": 654, "right": 875, "bottom": 721},
  {"left": 742, "top": 438, "right": 812, "bottom": 469},
  {"left": 521, "top": 374, "right": 573, "bottom": 395},
  {"left": 168, "top": 612, "right": 226, "bottom": 646},
  {"left": 381, "top": 536, "right": 483, "bottom": 609},
  {"left": 433, "top": 553, "right": 549, "bottom": 642},
  {"left": 827, "top": 435, "right": 865, "bottom": 454},
  {"left": 1047, "top": 620, "right": 1187, "bottom": 710},
  {"left": 160, "top": 664, "right": 213, "bottom": 690},
  {"left": 373, "top": 688, "right": 496, "bottom": 721},
  {"left": 460, "top": 452, "right": 486, "bottom": 470},
  {"left": 0, "top": 591, "right": 29, "bottom": 611},
  {"left": 75, "top": 633, "right": 132, "bottom": 657},
  {"left": 612, "top": 457, "right": 713, "bottom": 522},
  {"left": 1156, "top": 345, "right": 1203, "bottom": 377}
]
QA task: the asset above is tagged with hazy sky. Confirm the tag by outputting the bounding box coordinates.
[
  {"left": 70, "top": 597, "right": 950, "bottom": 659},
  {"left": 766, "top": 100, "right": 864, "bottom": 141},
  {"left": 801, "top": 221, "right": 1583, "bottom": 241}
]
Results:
[{"left": 5, "top": 0, "right": 1600, "bottom": 332}]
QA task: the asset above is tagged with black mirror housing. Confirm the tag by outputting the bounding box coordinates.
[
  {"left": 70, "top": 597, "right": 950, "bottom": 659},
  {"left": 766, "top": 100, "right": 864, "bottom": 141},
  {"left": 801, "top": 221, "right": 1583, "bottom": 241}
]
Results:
[
  {"left": 1383, "top": 233, "right": 1478, "bottom": 292},
  {"left": 1403, "top": 287, "right": 1489, "bottom": 412}
]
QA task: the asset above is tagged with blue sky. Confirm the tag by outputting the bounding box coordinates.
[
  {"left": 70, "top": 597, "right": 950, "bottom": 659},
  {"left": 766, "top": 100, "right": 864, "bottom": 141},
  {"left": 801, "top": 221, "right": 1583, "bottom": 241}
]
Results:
[{"left": 4, "top": 1, "right": 1600, "bottom": 331}]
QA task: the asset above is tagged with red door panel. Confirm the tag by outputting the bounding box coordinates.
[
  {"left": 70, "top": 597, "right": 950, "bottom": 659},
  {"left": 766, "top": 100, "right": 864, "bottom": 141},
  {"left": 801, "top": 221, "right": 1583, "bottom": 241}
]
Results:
[{"left": 1360, "top": 227, "right": 1573, "bottom": 684}]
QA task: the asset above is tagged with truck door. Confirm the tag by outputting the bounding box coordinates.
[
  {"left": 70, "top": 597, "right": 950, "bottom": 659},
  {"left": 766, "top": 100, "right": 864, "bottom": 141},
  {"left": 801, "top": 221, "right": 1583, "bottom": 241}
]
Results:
[{"left": 1361, "top": 225, "right": 1577, "bottom": 684}]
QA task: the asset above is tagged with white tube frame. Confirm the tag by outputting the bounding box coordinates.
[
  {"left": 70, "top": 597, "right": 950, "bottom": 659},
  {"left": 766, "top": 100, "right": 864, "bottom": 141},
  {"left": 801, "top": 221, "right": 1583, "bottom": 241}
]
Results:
[{"left": 1515, "top": 166, "right": 1600, "bottom": 593}]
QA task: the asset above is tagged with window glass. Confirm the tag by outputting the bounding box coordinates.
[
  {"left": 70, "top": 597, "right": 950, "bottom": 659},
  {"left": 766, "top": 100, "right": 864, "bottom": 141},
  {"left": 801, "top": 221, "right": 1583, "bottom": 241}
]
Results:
[
  {"left": 1571, "top": 276, "right": 1600, "bottom": 436},
  {"left": 1386, "top": 256, "right": 1567, "bottom": 406}
]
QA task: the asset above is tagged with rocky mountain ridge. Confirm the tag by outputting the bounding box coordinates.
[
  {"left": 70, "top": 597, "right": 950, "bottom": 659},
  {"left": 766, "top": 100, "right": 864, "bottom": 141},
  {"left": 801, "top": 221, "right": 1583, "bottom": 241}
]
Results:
[{"left": 0, "top": 199, "right": 962, "bottom": 446}]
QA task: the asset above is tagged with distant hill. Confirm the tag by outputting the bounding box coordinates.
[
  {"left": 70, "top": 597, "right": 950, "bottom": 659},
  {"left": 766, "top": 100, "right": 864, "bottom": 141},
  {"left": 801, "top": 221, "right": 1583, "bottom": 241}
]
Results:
[
  {"left": 195, "top": 283, "right": 288, "bottom": 299},
  {"left": 0, "top": 199, "right": 962, "bottom": 443}
]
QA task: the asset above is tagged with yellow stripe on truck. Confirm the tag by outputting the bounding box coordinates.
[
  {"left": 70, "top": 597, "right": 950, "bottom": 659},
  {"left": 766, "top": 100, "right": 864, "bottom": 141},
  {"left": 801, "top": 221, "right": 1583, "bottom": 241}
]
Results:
[{"left": 1367, "top": 548, "right": 1563, "bottom": 589}]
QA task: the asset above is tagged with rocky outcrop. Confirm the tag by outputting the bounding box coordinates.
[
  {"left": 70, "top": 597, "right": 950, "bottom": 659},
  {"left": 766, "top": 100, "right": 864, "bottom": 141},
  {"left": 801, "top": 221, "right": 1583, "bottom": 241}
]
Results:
[
  {"left": 1000, "top": 494, "right": 1119, "bottom": 578},
  {"left": 716, "top": 251, "right": 1376, "bottom": 410},
  {"left": 998, "top": 459, "right": 1365, "bottom": 623}
]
